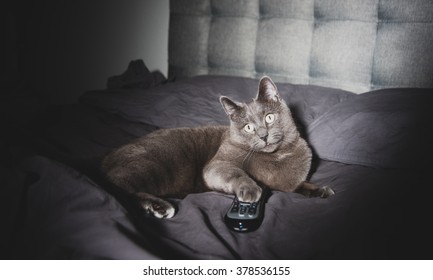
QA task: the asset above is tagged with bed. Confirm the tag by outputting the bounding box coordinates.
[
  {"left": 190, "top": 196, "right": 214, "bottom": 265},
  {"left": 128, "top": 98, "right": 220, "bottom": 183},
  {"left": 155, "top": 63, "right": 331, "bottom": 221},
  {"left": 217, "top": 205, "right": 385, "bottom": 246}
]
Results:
[{"left": 3, "top": 0, "right": 433, "bottom": 260}]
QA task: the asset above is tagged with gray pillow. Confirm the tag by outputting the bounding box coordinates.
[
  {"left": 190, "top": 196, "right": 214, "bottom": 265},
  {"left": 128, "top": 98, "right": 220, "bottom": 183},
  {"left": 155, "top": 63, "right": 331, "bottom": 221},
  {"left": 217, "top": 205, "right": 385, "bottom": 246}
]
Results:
[{"left": 307, "top": 88, "right": 433, "bottom": 168}]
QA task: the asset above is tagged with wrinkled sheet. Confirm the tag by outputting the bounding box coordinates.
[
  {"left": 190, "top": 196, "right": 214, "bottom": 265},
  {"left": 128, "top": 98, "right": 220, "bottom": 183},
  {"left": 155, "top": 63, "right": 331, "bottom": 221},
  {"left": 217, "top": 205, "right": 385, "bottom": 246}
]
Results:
[
  {"left": 7, "top": 75, "right": 433, "bottom": 259},
  {"left": 12, "top": 155, "right": 431, "bottom": 259}
]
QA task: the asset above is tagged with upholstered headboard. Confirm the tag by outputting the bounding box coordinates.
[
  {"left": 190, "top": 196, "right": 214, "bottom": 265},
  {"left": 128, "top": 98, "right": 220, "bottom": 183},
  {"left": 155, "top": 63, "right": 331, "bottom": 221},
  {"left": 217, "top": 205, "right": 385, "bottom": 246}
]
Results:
[{"left": 168, "top": 0, "right": 433, "bottom": 93}]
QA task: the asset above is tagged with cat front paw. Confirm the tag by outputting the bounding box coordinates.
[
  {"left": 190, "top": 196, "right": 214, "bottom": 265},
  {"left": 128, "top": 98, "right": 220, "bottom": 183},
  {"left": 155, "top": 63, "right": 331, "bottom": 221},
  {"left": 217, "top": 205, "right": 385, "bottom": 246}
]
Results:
[{"left": 236, "top": 185, "right": 262, "bottom": 202}]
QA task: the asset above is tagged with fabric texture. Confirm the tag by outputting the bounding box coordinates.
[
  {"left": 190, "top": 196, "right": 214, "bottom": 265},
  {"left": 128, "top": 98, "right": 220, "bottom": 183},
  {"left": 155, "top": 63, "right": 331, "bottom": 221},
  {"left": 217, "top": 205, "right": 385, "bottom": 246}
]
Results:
[
  {"left": 169, "top": 0, "right": 433, "bottom": 93},
  {"left": 14, "top": 155, "right": 429, "bottom": 259}
]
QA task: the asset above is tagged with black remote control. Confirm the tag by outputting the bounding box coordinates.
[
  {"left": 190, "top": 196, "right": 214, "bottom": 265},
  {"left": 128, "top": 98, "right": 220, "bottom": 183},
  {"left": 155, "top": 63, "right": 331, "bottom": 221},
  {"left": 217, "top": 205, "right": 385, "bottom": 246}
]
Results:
[{"left": 224, "top": 187, "right": 270, "bottom": 232}]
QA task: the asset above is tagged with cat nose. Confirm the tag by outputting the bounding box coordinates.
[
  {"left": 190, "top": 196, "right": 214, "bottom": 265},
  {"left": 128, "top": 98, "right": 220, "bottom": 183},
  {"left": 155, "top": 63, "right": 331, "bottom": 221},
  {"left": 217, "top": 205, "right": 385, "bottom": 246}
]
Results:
[{"left": 257, "top": 128, "right": 268, "bottom": 142}]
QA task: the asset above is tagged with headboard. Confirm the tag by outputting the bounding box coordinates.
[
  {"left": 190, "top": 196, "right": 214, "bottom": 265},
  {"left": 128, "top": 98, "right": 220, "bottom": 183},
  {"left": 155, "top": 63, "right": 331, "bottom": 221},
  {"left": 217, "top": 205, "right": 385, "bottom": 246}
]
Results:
[{"left": 168, "top": 0, "right": 433, "bottom": 93}]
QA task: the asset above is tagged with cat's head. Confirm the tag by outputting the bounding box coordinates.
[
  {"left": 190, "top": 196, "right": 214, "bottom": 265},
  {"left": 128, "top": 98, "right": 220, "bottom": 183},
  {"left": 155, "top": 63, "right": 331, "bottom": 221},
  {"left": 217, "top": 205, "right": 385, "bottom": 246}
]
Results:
[{"left": 220, "top": 76, "right": 298, "bottom": 153}]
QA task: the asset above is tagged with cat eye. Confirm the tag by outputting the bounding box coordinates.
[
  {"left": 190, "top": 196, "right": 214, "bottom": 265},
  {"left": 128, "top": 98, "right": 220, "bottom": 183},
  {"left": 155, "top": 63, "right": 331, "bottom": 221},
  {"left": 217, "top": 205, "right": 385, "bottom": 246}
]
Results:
[
  {"left": 265, "top": 113, "right": 275, "bottom": 124},
  {"left": 244, "top": 123, "right": 255, "bottom": 133}
]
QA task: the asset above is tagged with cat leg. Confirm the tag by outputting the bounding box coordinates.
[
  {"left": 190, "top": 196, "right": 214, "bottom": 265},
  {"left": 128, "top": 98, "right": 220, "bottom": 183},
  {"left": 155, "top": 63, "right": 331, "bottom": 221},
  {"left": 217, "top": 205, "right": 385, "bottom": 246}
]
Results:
[
  {"left": 134, "top": 192, "right": 176, "bottom": 219},
  {"left": 103, "top": 159, "right": 177, "bottom": 218},
  {"left": 295, "top": 181, "right": 335, "bottom": 198},
  {"left": 204, "top": 162, "right": 262, "bottom": 202}
]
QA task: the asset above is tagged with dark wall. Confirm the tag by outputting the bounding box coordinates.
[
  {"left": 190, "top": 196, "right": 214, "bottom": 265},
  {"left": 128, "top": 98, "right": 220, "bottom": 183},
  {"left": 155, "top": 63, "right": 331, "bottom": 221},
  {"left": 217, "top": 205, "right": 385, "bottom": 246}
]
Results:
[{"left": 3, "top": 0, "right": 169, "bottom": 105}]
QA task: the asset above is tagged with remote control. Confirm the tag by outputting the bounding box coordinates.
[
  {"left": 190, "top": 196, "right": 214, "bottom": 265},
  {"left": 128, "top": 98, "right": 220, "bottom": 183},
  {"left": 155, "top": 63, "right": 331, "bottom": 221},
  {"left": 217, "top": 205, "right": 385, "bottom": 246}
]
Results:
[{"left": 224, "top": 187, "right": 270, "bottom": 232}]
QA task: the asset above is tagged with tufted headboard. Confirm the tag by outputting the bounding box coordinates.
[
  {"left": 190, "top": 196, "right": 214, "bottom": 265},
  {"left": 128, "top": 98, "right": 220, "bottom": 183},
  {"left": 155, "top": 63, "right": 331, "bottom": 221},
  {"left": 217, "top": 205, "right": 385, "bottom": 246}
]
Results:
[{"left": 168, "top": 0, "right": 433, "bottom": 93}]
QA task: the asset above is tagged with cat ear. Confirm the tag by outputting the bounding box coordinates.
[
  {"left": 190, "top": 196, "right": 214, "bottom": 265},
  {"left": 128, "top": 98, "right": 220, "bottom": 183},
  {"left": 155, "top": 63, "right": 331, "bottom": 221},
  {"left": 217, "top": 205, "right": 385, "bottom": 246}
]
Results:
[
  {"left": 220, "top": 96, "right": 242, "bottom": 117},
  {"left": 256, "top": 76, "right": 280, "bottom": 103}
]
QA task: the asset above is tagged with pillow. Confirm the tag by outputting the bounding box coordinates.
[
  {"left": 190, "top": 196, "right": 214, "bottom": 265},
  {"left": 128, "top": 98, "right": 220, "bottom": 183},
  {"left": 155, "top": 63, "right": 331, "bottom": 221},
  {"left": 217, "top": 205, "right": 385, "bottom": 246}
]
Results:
[
  {"left": 81, "top": 75, "right": 355, "bottom": 129},
  {"left": 307, "top": 88, "right": 433, "bottom": 168}
]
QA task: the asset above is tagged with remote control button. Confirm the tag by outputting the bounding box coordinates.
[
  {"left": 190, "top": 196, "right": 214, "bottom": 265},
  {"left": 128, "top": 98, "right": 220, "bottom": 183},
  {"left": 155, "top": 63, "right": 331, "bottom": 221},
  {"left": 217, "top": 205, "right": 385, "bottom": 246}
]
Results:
[
  {"left": 239, "top": 206, "right": 247, "bottom": 216},
  {"left": 225, "top": 187, "right": 269, "bottom": 232}
]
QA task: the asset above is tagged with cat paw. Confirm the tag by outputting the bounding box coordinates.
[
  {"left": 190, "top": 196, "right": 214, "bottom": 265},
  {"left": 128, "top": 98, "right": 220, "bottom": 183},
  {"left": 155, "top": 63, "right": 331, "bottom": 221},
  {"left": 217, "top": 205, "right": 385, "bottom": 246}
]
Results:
[
  {"left": 141, "top": 200, "right": 175, "bottom": 219},
  {"left": 312, "top": 186, "right": 335, "bottom": 198},
  {"left": 236, "top": 185, "right": 262, "bottom": 202}
]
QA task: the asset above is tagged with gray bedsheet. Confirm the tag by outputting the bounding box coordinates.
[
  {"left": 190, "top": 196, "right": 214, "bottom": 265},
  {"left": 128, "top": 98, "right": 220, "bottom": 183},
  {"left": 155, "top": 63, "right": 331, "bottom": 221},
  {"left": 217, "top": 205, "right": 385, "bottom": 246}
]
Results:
[{"left": 6, "top": 75, "right": 432, "bottom": 259}]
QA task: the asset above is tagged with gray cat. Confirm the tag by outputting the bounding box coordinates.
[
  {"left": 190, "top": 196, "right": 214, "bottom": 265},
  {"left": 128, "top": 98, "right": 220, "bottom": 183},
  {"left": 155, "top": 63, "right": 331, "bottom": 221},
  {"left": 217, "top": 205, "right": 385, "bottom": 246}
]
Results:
[{"left": 101, "top": 76, "right": 334, "bottom": 219}]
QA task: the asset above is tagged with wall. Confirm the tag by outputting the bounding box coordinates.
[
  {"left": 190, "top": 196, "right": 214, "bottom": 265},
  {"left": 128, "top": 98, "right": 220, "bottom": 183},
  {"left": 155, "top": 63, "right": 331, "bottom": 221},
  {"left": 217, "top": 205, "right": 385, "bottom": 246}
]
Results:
[
  {"left": 1, "top": 2, "right": 20, "bottom": 87},
  {"left": 16, "top": 0, "right": 169, "bottom": 104}
]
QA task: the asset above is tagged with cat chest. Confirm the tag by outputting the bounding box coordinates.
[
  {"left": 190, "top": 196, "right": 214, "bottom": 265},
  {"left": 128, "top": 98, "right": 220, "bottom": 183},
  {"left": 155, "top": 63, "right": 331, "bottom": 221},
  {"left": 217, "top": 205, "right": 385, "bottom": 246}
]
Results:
[
  {"left": 245, "top": 152, "right": 304, "bottom": 191},
  {"left": 246, "top": 156, "right": 287, "bottom": 184}
]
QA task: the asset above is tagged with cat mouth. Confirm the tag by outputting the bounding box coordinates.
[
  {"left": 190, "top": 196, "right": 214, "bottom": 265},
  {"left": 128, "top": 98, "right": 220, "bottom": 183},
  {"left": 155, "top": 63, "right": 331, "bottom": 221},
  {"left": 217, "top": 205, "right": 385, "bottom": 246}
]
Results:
[
  {"left": 259, "top": 139, "right": 282, "bottom": 152},
  {"left": 266, "top": 136, "right": 284, "bottom": 146}
]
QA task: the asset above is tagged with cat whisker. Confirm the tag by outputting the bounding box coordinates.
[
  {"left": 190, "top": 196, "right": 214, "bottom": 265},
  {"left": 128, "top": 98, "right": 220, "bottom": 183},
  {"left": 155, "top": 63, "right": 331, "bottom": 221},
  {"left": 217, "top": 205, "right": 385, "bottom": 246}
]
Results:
[
  {"left": 242, "top": 149, "right": 254, "bottom": 169},
  {"left": 242, "top": 144, "right": 258, "bottom": 169},
  {"left": 234, "top": 149, "right": 254, "bottom": 161}
]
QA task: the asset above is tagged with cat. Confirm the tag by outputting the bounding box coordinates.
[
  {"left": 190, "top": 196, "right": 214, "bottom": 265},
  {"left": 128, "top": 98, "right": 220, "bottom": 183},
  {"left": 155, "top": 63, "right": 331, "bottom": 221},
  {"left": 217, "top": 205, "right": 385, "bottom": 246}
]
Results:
[{"left": 100, "top": 76, "right": 334, "bottom": 219}]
